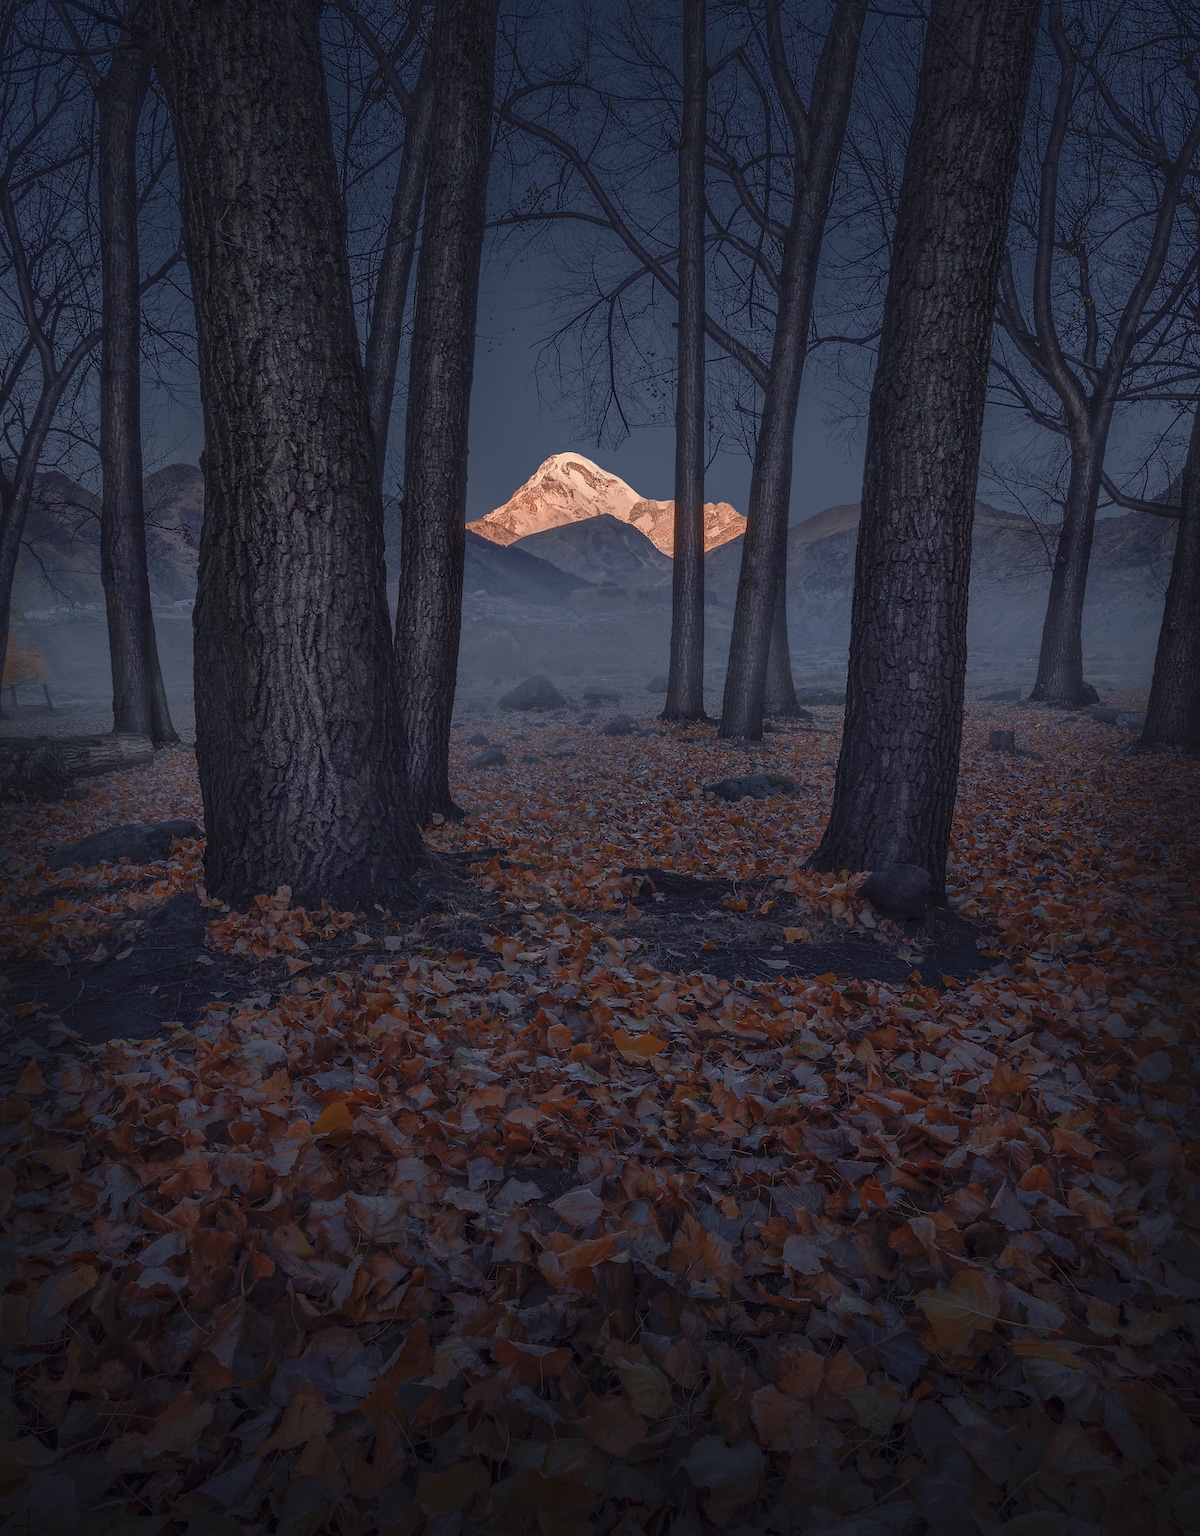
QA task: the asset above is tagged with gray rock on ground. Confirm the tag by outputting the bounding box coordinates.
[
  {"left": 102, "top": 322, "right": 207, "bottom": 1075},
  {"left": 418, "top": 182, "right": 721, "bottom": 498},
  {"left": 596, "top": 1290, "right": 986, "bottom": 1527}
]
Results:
[
  {"left": 983, "top": 687, "right": 1023, "bottom": 702},
  {"left": 602, "top": 716, "right": 637, "bottom": 736},
  {"left": 859, "top": 863, "right": 932, "bottom": 921},
  {"left": 466, "top": 732, "right": 490, "bottom": 746},
  {"left": 794, "top": 687, "right": 845, "bottom": 706},
  {"left": 1089, "top": 706, "right": 1145, "bottom": 730},
  {"left": 646, "top": 675, "right": 669, "bottom": 692},
  {"left": 47, "top": 820, "right": 202, "bottom": 872},
  {"left": 467, "top": 747, "right": 508, "bottom": 770},
  {"left": 582, "top": 687, "right": 620, "bottom": 704},
  {"left": 704, "top": 772, "right": 796, "bottom": 802},
  {"left": 497, "top": 675, "right": 566, "bottom": 711}
]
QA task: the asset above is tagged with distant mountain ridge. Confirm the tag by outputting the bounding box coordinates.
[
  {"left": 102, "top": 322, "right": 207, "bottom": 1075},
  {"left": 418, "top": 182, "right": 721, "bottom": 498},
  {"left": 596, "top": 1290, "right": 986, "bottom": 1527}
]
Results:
[
  {"left": 12, "top": 463, "right": 1173, "bottom": 670},
  {"left": 514, "top": 513, "right": 673, "bottom": 589},
  {"left": 15, "top": 464, "right": 204, "bottom": 614},
  {"left": 467, "top": 452, "right": 745, "bottom": 556}
]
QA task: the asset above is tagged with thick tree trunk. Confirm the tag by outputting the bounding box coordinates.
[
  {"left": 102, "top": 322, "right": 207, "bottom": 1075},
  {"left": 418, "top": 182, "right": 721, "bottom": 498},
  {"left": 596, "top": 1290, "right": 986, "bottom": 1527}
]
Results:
[
  {"left": 395, "top": 0, "right": 497, "bottom": 823},
  {"left": 809, "top": 0, "right": 1040, "bottom": 893},
  {"left": 763, "top": 569, "right": 801, "bottom": 717},
  {"left": 149, "top": 0, "right": 420, "bottom": 909},
  {"left": 1141, "top": 403, "right": 1200, "bottom": 750},
  {"left": 663, "top": 0, "right": 707, "bottom": 725},
  {"left": 1027, "top": 419, "right": 1111, "bottom": 707},
  {"left": 364, "top": 57, "right": 434, "bottom": 480},
  {"left": 98, "top": 37, "right": 178, "bottom": 745},
  {"left": 719, "top": 0, "right": 866, "bottom": 741}
]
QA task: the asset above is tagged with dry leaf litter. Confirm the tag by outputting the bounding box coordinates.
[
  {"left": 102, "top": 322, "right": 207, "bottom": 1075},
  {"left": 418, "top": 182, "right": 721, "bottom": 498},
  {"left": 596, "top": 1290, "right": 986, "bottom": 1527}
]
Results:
[{"left": 0, "top": 707, "right": 1196, "bottom": 1536}]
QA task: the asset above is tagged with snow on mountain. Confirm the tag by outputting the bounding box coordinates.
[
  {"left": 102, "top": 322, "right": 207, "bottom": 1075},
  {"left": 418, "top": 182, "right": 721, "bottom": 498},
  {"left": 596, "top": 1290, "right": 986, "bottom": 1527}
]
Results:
[{"left": 467, "top": 452, "right": 745, "bottom": 556}]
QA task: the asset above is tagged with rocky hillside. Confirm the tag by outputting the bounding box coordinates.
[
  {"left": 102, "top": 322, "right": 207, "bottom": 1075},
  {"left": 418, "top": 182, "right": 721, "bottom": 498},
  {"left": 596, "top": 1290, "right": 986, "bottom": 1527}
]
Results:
[
  {"left": 463, "top": 529, "right": 590, "bottom": 605},
  {"left": 15, "top": 466, "right": 203, "bottom": 616},
  {"left": 513, "top": 513, "right": 672, "bottom": 589},
  {"left": 467, "top": 452, "right": 744, "bottom": 556},
  {"left": 706, "top": 499, "right": 1173, "bottom": 659}
]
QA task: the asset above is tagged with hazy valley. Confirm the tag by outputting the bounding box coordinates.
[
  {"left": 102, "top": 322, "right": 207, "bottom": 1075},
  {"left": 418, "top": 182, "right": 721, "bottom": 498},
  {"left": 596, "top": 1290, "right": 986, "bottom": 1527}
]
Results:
[{"left": 10, "top": 450, "right": 1174, "bottom": 724}]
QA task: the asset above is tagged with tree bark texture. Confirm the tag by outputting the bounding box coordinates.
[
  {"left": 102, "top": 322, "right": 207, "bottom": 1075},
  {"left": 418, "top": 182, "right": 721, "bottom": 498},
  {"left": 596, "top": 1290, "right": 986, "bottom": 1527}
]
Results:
[
  {"left": 763, "top": 566, "right": 802, "bottom": 717},
  {"left": 809, "top": 0, "right": 1040, "bottom": 891},
  {"left": 98, "top": 35, "right": 178, "bottom": 745},
  {"left": 719, "top": 0, "right": 866, "bottom": 741},
  {"left": 364, "top": 55, "right": 434, "bottom": 481},
  {"left": 663, "top": 0, "right": 708, "bottom": 724},
  {"left": 149, "top": 0, "right": 420, "bottom": 909},
  {"left": 395, "top": 0, "right": 497, "bottom": 822},
  {"left": 1142, "top": 403, "right": 1200, "bottom": 750}
]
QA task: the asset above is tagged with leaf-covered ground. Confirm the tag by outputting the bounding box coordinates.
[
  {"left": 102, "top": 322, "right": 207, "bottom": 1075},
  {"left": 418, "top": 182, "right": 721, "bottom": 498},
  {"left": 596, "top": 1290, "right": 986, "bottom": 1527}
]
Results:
[{"left": 0, "top": 705, "right": 1196, "bottom": 1536}]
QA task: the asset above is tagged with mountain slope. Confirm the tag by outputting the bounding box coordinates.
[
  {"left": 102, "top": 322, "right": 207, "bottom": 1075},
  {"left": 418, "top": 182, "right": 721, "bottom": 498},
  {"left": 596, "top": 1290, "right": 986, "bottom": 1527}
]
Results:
[
  {"left": 706, "top": 500, "right": 1173, "bottom": 658},
  {"left": 468, "top": 451, "right": 745, "bottom": 555},
  {"left": 513, "top": 514, "right": 672, "bottom": 589},
  {"left": 463, "top": 528, "right": 591, "bottom": 604}
]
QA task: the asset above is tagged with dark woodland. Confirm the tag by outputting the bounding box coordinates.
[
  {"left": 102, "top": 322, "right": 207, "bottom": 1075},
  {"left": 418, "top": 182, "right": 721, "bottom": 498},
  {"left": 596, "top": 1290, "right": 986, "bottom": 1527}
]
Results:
[{"left": 0, "top": 2, "right": 1197, "bottom": 1533}]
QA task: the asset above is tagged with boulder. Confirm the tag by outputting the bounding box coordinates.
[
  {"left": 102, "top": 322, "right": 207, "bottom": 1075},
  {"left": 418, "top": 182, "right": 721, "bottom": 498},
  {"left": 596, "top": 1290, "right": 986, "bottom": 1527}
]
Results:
[
  {"left": 602, "top": 716, "right": 636, "bottom": 736},
  {"left": 467, "top": 747, "right": 507, "bottom": 770},
  {"left": 466, "top": 732, "right": 490, "bottom": 746},
  {"left": 794, "top": 687, "right": 845, "bottom": 706},
  {"left": 1115, "top": 711, "right": 1145, "bottom": 730},
  {"left": 497, "top": 675, "right": 566, "bottom": 711},
  {"left": 646, "top": 674, "right": 670, "bottom": 692},
  {"left": 1087, "top": 707, "right": 1121, "bottom": 724},
  {"left": 982, "top": 687, "right": 1022, "bottom": 702},
  {"left": 705, "top": 772, "right": 796, "bottom": 802},
  {"left": 47, "top": 820, "right": 202, "bottom": 873},
  {"left": 859, "top": 863, "right": 932, "bottom": 921},
  {"left": 583, "top": 687, "right": 621, "bottom": 704}
]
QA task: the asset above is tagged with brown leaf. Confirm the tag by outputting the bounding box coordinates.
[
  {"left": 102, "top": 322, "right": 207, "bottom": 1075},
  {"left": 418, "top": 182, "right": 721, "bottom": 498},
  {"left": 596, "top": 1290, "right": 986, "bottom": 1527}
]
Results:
[
  {"left": 346, "top": 1192, "right": 408, "bottom": 1245},
  {"left": 914, "top": 1268, "right": 1002, "bottom": 1351},
  {"left": 257, "top": 1385, "right": 334, "bottom": 1453},
  {"left": 143, "top": 1391, "right": 214, "bottom": 1460},
  {"left": 15, "top": 1062, "right": 45, "bottom": 1096},
  {"left": 579, "top": 1394, "right": 648, "bottom": 1455}
]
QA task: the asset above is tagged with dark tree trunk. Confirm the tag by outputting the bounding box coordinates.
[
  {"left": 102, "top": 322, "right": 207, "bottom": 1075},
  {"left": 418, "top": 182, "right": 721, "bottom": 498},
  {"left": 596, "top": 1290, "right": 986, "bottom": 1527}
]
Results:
[
  {"left": 0, "top": 374, "right": 90, "bottom": 712},
  {"left": 719, "top": 0, "right": 866, "bottom": 741},
  {"left": 98, "top": 36, "right": 178, "bottom": 745},
  {"left": 1142, "top": 403, "right": 1200, "bottom": 750},
  {"left": 364, "top": 56, "right": 434, "bottom": 480},
  {"left": 1027, "top": 423, "right": 1110, "bottom": 706},
  {"left": 148, "top": 0, "right": 420, "bottom": 909},
  {"left": 395, "top": 0, "right": 497, "bottom": 823},
  {"left": 763, "top": 567, "right": 801, "bottom": 717},
  {"left": 809, "top": 0, "right": 1040, "bottom": 893},
  {"left": 663, "top": 0, "right": 707, "bottom": 725}
]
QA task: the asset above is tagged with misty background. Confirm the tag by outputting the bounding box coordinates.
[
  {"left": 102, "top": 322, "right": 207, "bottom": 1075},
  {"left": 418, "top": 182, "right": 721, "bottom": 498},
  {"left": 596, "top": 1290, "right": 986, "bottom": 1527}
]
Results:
[{"left": 5, "top": 0, "right": 1187, "bottom": 730}]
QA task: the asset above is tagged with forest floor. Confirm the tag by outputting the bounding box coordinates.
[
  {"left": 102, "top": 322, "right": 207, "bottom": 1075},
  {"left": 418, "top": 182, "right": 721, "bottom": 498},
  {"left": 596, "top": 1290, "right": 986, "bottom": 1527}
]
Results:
[{"left": 0, "top": 702, "right": 1196, "bottom": 1536}]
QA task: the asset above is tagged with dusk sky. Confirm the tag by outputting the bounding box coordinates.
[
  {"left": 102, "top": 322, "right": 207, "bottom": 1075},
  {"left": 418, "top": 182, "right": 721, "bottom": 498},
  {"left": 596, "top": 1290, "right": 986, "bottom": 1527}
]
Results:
[{"left": 147, "top": 262, "right": 870, "bottom": 525}]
